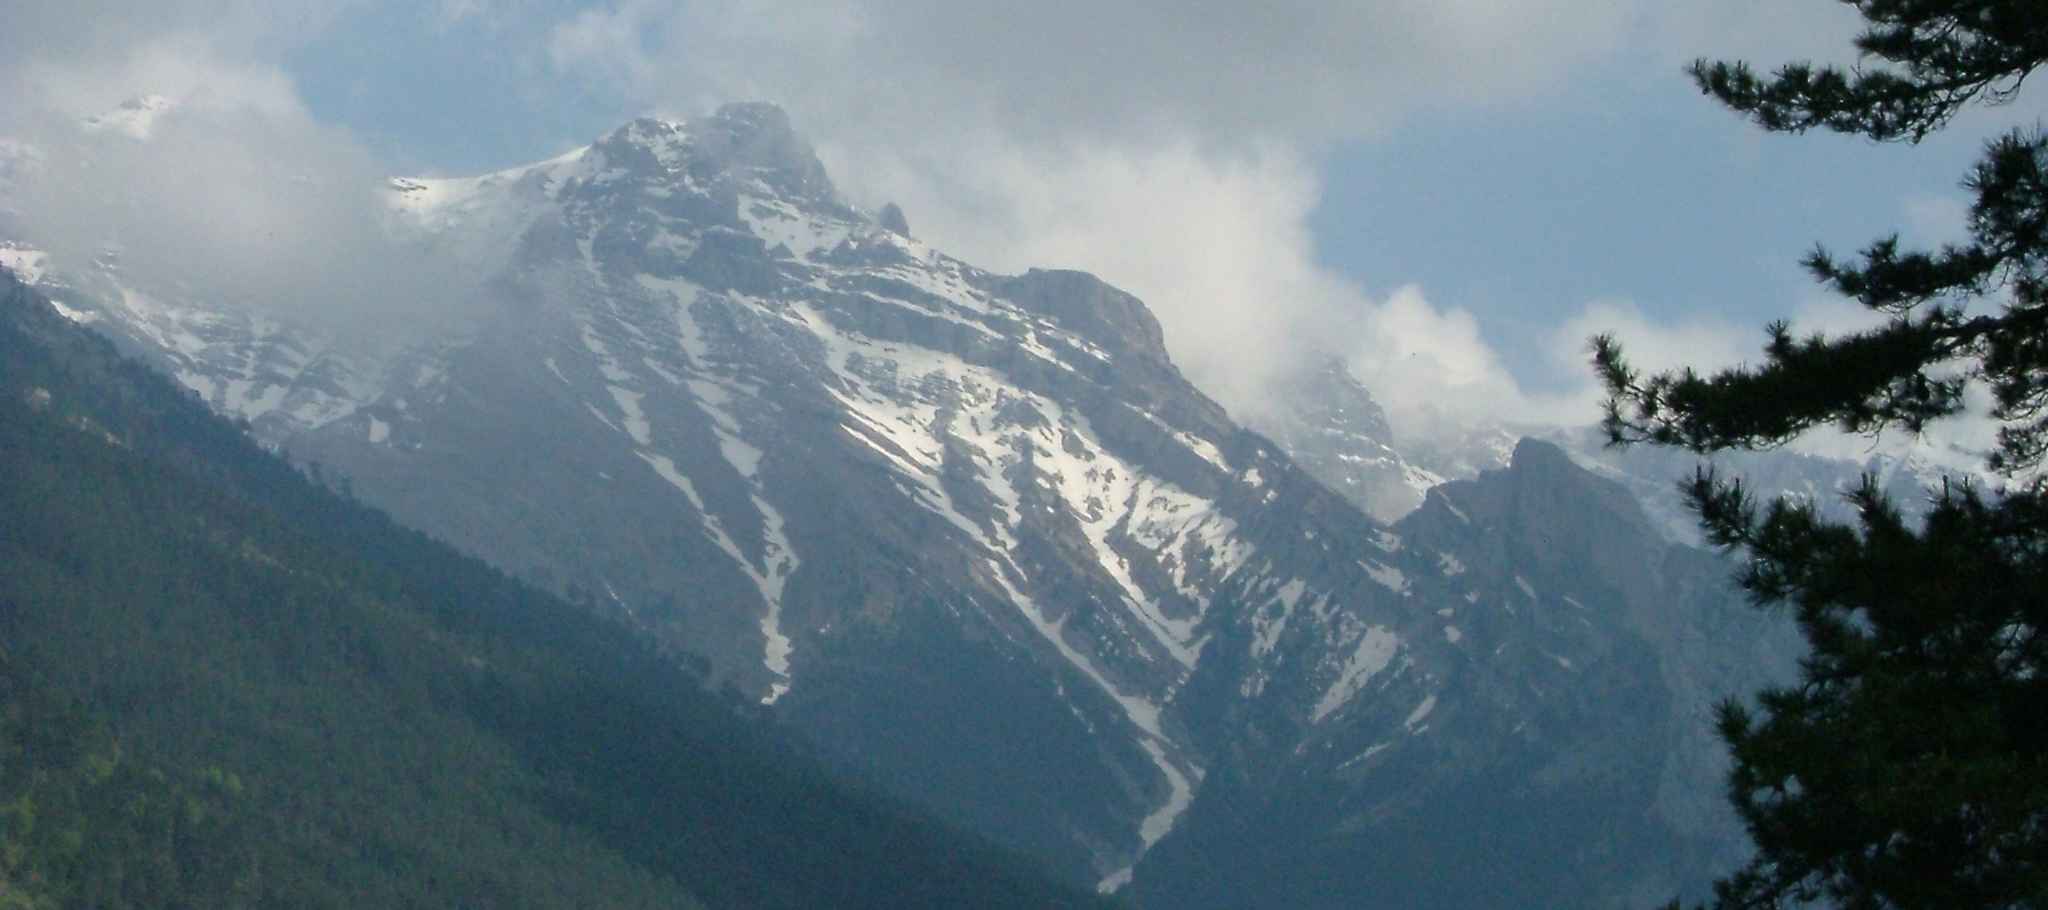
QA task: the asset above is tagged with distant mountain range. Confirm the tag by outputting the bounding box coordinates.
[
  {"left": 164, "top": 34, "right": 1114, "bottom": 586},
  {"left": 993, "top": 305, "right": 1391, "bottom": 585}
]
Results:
[{"left": 0, "top": 102, "right": 1933, "bottom": 908}]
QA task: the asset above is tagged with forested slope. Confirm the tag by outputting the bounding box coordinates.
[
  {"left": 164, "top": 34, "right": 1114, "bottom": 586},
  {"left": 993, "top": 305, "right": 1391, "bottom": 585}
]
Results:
[{"left": 0, "top": 267, "right": 1111, "bottom": 910}]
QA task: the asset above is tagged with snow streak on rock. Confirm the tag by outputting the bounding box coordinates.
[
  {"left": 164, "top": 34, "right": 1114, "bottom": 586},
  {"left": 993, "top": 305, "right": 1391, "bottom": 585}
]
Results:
[
  {"left": 1312, "top": 626, "right": 1401, "bottom": 723},
  {"left": 791, "top": 298, "right": 1216, "bottom": 876},
  {"left": 576, "top": 271, "right": 803, "bottom": 704}
]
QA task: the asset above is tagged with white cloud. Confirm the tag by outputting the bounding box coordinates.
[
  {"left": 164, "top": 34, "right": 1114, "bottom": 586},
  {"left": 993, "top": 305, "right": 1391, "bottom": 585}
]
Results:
[
  {"left": 0, "top": 0, "right": 487, "bottom": 338},
  {"left": 13, "top": 102, "right": 472, "bottom": 336},
  {"left": 1552, "top": 298, "right": 1751, "bottom": 382},
  {"left": 0, "top": 0, "right": 356, "bottom": 121},
  {"left": 1543, "top": 291, "right": 2012, "bottom": 477},
  {"left": 7, "top": 40, "right": 306, "bottom": 130},
  {"left": 1348, "top": 285, "right": 1544, "bottom": 418},
  {"left": 549, "top": 0, "right": 1648, "bottom": 152}
]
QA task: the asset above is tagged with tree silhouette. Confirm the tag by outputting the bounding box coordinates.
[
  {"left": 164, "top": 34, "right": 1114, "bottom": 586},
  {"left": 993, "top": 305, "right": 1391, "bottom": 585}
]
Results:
[{"left": 1595, "top": 3, "right": 2048, "bottom": 907}]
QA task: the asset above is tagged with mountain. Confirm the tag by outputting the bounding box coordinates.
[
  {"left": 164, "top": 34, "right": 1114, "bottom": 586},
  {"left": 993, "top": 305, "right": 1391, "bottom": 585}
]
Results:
[
  {"left": 0, "top": 266, "right": 1115, "bottom": 910},
  {"left": 7, "top": 103, "right": 1799, "bottom": 906},
  {"left": 1245, "top": 357, "right": 1448, "bottom": 523},
  {"left": 1129, "top": 437, "right": 1803, "bottom": 909}
]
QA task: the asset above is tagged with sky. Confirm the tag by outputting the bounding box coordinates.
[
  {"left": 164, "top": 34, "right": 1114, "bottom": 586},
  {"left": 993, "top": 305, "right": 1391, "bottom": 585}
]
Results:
[{"left": 1, "top": 0, "right": 2041, "bottom": 439}]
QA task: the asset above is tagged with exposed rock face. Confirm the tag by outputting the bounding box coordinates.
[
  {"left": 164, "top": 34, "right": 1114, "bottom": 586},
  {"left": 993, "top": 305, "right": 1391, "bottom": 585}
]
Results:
[{"left": 6, "top": 103, "right": 1802, "bottom": 907}]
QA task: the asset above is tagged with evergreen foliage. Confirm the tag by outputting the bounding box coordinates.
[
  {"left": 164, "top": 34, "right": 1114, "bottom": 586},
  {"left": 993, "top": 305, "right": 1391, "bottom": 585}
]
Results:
[
  {"left": 0, "top": 663, "right": 256, "bottom": 910},
  {"left": 0, "top": 268, "right": 1114, "bottom": 910},
  {"left": 1594, "top": 2, "right": 2048, "bottom": 907}
]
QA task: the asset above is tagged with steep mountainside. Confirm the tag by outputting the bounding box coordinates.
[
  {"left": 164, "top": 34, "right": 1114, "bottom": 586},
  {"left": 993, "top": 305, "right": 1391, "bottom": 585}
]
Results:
[
  {"left": 0, "top": 268, "right": 1114, "bottom": 910},
  {"left": 7, "top": 104, "right": 1796, "bottom": 906},
  {"left": 1131, "top": 439, "right": 1802, "bottom": 909}
]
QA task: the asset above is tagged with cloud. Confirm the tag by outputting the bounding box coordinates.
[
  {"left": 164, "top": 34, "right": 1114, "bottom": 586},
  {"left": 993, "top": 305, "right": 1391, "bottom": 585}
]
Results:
[
  {"left": 549, "top": 0, "right": 1649, "bottom": 152},
  {"left": 1551, "top": 298, "right": 1751, "bottom": 383},
  {"left": 0, "top": 0, "right": 357, "bottom": 122},
  {"left": 0, "top": 0, "right": 487, "bottom": 338},
  {"left": 1541, "top": 292, "right": 2013, "bottom": 476},
  {"left": 539, "top": 0, "right": 1878, "bottom": 170},
  {"left": 4, "top": 41, "right": 306, "bottom": 135},
  {"left": 1345, "top": 285, "right": 1546, "bottom": 419},
  {"left": 814, "top": 136, "right": 1331, "bottom": 407},
  {"left": 12, "top": 101, "right": 473, "bottom": 337}
]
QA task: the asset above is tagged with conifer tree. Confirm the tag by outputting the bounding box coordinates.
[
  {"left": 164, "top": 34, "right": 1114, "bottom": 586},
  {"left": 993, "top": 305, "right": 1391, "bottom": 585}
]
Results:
[{"left": 1594, "top": 2, "right": 2048, "bottom": 907}]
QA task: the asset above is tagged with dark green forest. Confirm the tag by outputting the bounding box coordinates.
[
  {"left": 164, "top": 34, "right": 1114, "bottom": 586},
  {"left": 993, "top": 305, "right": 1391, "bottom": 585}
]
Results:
[{"left": 0, "top": 267, "right": 1112, "bottom": 910}]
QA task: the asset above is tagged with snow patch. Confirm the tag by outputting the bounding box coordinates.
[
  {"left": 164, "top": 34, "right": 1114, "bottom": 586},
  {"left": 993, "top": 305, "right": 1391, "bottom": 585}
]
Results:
[
  {"left": 0, "top": 246, "right": 48, "bottom": 284},
  {"left": 1098, "top": 741, "right": 1198, "bottom": 894},
  {"left": 798, "top": 302, "right": 1237, "bottom": 673},
  {"left": 789, "top": 308, "right": 1210, "bottom": 878},
  {"left": 637, "top": 449, "right": 795, "bottom": 699},
  {"left": 1361, "top": 561, "right": 1408, "bottom": 594},
  {"left": 1312, "top": 627, "right": 1400, "bottom": 723},
  {"left": 46, "top": 298, "right": 97, "bottom": 324},
  {"left": 608, "top": 386, "right": 651, "bottom": 444},
  {"left": 737, "top": 195, "right": 854, "bottom": 260},
  {"left": 581, "top": 280, "right": 803, "bottom": 702},
  {"left": 1404, "top": 694, "right": 1437, "bottom": 729},
  {"left": 1339, "top": 742, "right": 1392, "bottom": 769},
  {"left": 1252, "top": 580, "right": 1306, "bottom": 659}
]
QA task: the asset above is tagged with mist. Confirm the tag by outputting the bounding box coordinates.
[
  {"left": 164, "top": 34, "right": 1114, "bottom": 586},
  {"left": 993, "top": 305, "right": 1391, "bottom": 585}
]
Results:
[{"left": 12, "top": 104, "right": 475, "bottom": 339}]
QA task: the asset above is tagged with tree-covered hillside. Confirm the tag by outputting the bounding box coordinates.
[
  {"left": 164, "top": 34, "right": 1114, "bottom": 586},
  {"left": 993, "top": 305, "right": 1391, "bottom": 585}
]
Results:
[{"left": 0, "top": 266, "right": 1112, "bottom": 910}]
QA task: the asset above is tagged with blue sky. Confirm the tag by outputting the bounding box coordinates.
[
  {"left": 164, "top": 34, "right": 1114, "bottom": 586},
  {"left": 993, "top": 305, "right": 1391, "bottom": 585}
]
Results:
[
  {"left": 1309, "top": 62, "right": 2001, "bottom": 390},
  {"left": 2, "top": 0, "right": 2036, "bottom": 426},
  {"left": 284, "top": 2, "right": 633, "bottom": 174}
]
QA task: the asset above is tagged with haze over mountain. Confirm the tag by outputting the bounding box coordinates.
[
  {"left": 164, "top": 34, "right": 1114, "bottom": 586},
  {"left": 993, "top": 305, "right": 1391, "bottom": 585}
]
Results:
[{"left": 0, "top": 103, "right": 1880, "bottom": 907}]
